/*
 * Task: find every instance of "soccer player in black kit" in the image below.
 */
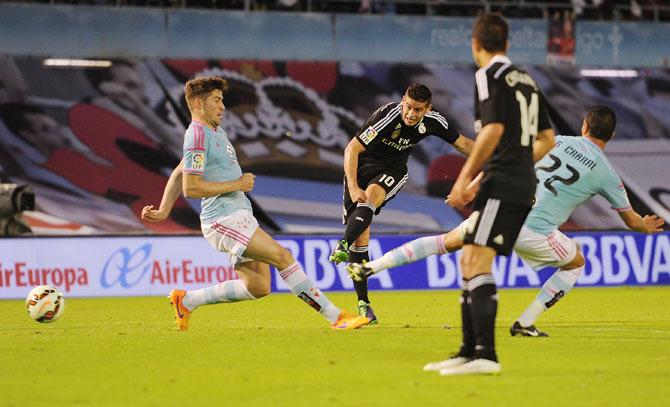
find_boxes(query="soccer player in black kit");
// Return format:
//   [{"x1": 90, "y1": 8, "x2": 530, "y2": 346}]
[
  {"x1": 329, "y1": 83, "x2": 474, "y2": 323},
  {"x1": 425, "y1": 14, "x2": 556, "y2": 375}
]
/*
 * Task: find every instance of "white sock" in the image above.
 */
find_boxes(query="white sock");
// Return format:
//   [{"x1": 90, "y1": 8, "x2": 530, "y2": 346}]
[
  {"x1": 517, "y1": 300, "x2": 546, "y2": 328},
  {"x1": 366, "y1": 234, "x2": 446, "y2": 273},
  {"x1": 517, "y1": 266, "x2": 584, "y2": 327},
  {"x1": 279, "y1": 262, "x2": 340, "y2": 323},
  {"x1": 182, "y1": 280, "x2": 256, "y2": 311}
]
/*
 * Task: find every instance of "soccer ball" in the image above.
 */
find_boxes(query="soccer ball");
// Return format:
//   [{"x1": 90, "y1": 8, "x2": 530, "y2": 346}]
[{"x1": 25, "y1": 285, "x2": 65, "y2": 323}]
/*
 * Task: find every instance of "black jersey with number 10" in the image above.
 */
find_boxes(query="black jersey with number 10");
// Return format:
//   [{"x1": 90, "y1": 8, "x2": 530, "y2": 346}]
[{"x1": 474, "y1": 55, "x2": 552, "y2": 206}]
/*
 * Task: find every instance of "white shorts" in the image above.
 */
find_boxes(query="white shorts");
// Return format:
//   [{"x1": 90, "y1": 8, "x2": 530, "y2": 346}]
[
  {"x1": 201, "y1": 210, "x2": 259, "y2": 265},
  {"x1": 455, "y1": 220, "x2": 577, "y2": 271},
  {"x1": 513, "y1": 226, "x2": 578, "y2": 271}
]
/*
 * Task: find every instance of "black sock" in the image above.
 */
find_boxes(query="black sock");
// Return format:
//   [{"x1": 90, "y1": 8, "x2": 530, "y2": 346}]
[
  {"x1": 468, "y1": 274, "x2": 498, "y2": 362},
  {"x1": 457, "y1": 285, "x2": 475, "y2": 358},
  {"x1": 349, "y1": 247, "x2": 370, "y2": 303},
  {"x1": 343, "y1": 204, "x2": 375, "y2": 245}
]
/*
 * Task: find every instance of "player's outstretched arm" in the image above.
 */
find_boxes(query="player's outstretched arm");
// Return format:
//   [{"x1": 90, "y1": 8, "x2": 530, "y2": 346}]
[
  {"x1": 452, "y1": 134, "x2": 475, "y2": 157},
  {"x1": 619, "y1": 210, "x2": 665, "y2": 233},
  {"x1": 182, "y1": 172, "x2": 255, "y2": 199},
  {"x1": 533, "y1": 128, "x2": 556, "y2": 163},
  {"x1": 141, "y1": 159, "x2": 184, "y2": 223}
]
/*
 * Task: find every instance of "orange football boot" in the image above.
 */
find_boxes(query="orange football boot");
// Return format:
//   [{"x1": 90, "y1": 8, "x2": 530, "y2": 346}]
[
  {"x1": 331, "y1": 310, "x2": 370, "y2": 330},
  {"x1": 167, "y1": 289, "x2": 191, "y2": 331}
]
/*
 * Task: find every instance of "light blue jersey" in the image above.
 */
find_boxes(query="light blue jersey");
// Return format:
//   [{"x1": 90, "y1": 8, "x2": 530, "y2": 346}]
[
  {"x1": 525, "y1": 135, "x2": 631, "y2": 235},
  {"x1": 182, "y1": 121, "x2": 251, "y2": 223}
]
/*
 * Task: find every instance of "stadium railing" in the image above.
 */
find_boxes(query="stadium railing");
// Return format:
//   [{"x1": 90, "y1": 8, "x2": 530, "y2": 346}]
[{"x1": 25, "y1": 0, "x2": 670, "y2": 21}]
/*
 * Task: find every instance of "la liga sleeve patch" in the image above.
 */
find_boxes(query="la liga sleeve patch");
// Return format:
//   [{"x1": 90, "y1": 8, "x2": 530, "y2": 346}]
[
  {"x1": 192, "y1": 152, "x2": 205, "y2": 170},
  {"x1": 359, "y1": 126, "x2": 378, "y2": 145}
]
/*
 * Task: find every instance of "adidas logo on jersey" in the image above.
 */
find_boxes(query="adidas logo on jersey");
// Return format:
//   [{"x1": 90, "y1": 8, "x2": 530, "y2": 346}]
[
  {"x1": 493, "y1": 234, "x2": 504, "y2": 245},
  {"x1": 391, "y1": 123, "x2": 401, "y2": 139}
]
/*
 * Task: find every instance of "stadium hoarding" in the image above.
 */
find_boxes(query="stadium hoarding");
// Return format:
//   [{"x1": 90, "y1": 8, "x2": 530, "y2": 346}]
[
  {"x1": 0, "y1": 232, "x2": 667, "y2": 300},
  {"x1": 0, "y1": 236, "x2": 237, "y2": 299},
  {"x1": 3, "y1": 4, "x2": 670, "y2": 67},
  {"x1": 0, "y1": 5, "x2": 546, "y2": 63},
  {"x1": 336, "y1": 16, "x2": 546, "y2": 64},
  {"x1": 575, "y1": 21, "x2": 670, "y2": 67}
]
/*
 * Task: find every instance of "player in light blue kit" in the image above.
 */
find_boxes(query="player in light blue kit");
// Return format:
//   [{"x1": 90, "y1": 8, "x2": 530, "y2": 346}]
[
  {"x1": 348, "y1": 105, "x2": 664, "y2": 343},
  {"x1": 141, "y1": 76, "x2": 369, "y2": 331}
]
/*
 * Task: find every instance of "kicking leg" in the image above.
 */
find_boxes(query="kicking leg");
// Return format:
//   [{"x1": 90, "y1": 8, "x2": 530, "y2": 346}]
[
  {"x1": 331, "y1": 184, "x2": 387, "y2": 264},
  {"x1": 349, "y1": 224, "x2": 466, "y2": 283},
  {"x1": 363, "y1": 226, "x2": 464, "y2": 274},
  {"x1": 343, "y1": 183, "x2": 386, "y2": 247},
  {"x1": 244, "y1": 227, "x2": 368, "y2": 328}
]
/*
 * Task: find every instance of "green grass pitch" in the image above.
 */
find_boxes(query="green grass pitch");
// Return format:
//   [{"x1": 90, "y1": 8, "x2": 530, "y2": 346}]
[{"x1": 1, "y1": 286, "x2": 668, "y2": 406}]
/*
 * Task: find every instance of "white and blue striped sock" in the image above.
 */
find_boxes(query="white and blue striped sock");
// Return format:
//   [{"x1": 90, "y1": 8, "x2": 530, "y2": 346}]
[
  {"x1": 366, "y1": 234, "x2": 446, "y2": 273},
  {"x1": 518, "y1": 266, "x2": 583, "y2": 327},
  {"x1": 183, "y1": 280, "x2": 256, "y2": 310},
  {"x1": 279, "y1": 262, "x2": 340, "y2": 323}
]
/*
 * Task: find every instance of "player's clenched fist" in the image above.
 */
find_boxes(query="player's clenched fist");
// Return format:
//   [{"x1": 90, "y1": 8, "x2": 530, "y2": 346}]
[
  {"x1": 643, "y1": 215, "x2": 665, "y2": 233},
  {"x1": 238, "y1": 173, "x2": 255, "y2": 192},
  {"x1": 141, "y1": 205, "x2": 168, "y2": 222}
]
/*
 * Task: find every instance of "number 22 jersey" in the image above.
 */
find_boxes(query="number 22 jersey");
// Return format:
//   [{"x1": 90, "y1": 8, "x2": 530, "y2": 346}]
[{"x1": 525, "y1": 135, "x2": 631, "y2": 235}]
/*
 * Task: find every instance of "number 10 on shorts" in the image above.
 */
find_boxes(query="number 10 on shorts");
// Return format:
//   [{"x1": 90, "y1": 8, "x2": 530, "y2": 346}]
[{"x1": 379, "y1": 174, "x2": 395, "y2": 187}]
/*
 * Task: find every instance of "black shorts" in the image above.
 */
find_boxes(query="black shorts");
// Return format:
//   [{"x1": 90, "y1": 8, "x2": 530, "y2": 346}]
[
  {"x1": 342, "y1": 163, "x2": 408, "y2": 224},
  {"x1": 462, "y1": 197, "x2": 531, "y2": 255}
]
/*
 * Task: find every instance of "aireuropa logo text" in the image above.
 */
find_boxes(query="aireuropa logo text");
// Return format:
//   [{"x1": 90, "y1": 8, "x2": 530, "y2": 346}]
[
  {"x1": 0, "y1": 261, "x2": 88, "y2": 292},
  {"x1": 101, "y1": 244, "x2": 238, "y2": 289}
]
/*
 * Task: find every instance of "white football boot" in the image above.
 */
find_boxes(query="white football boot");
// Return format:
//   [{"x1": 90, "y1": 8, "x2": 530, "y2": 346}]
[{"x1": 439, "y1": 358, "x2": 501, "y2": 376}]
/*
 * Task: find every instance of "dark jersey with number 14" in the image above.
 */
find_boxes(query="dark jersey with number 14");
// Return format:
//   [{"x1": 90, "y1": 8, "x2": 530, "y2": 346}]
[
  {"x1": 474, "y1": 55, "x2": 551, "y2": 206},
  {"x1": 355, "y1": 101, "x2": 460, "y2": 170}
]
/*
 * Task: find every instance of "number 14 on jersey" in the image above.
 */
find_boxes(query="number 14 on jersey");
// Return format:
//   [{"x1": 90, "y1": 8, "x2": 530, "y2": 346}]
[{"x1": 516, "y1": 91, "x2": 539, "y2": 147}]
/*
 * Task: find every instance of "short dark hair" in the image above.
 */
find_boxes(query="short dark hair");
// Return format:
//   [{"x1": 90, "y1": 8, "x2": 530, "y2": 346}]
[
  {"x1": 473, "y1": 13, "x2": 508, "y2": 53},
  {"x1": 585, "y1": 105, "x2": 616, "y2": 141},
  {"x1": 405, "y1": 83, "x2": 432, "y2": 104},
  {"x1": 184, "y1": 76, "x2": 229, "y2": 110}
]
